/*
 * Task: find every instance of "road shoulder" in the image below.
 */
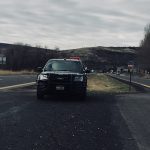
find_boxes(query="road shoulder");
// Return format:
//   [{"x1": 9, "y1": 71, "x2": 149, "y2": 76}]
[{"x1": 116, "y1": 93, "x2": 150, "y2": 150}]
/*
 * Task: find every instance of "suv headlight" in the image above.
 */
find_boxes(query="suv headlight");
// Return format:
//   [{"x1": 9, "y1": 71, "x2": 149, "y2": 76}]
[
  {"x1": 74, "y1": 76, "x2": 84, "y2": 82},
  {"x1": 38, "y1": 74, "x2": 48, "y2": 80}
]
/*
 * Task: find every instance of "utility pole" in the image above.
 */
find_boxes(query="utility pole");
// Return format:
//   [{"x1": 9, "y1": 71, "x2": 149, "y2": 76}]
[
  {"x1": 129, "y1": 69, "x2": 132, "y2": 91},
  {"x1": 128, "y1": 64, "x2": 134, "y2": 92}
]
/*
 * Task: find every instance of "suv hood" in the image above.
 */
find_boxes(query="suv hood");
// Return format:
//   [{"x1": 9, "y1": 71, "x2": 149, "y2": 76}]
[{"x1": 41, "y1": 71, "x2": 83, "y2": 75}]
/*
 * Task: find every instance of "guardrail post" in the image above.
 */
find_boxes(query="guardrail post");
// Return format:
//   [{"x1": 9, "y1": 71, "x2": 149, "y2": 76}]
[{"x1": 129, "y1": 71, "x2": 132, "y2": 91}]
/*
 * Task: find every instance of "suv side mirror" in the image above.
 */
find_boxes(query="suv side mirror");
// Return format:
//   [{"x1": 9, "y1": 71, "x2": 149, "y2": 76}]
[
  {"x1": 37, "y1": 67, "x2": 42, "y2": 72},
  {"x1": 85, "y1": 68, "x2": 91, "y2": 73},
  {"x1": 86, "y1": 69, "x2": 91, "y2": 73}
]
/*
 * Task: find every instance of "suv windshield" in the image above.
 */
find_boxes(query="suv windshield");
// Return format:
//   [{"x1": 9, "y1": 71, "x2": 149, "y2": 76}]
[{"x1": 44, "y1": 60, "x2": 83, "y2": 73}]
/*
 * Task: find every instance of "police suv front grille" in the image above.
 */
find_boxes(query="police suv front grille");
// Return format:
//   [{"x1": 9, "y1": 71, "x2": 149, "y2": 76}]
[{"x1": 48, "y1": 74, "x2": 72, "y2": 83}]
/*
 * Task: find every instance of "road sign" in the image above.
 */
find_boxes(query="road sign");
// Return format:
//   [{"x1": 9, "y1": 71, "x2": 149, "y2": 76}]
[
  {"x1": 0, "y1": 56, "x2": 6, "y2": 65},
  {"x1": 128, "y1": 64, "x2": 134, "y2": 68},
  {"x1": 127, "y1": 63, "x2": 134, "y2": 92}
]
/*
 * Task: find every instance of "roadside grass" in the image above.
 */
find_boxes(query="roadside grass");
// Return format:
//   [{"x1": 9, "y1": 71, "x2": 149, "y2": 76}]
[
  {"x1": 88, "y1": 73, "x2": 135, "y2": 93},
  {"x1": 0, "y1": 70, "x2": 36, "y2": 75}
]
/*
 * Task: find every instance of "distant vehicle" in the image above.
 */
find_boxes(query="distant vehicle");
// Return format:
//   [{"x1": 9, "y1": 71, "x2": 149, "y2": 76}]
[{"x1": 36, "y1": 58, "x2": 88, "y2": 100}]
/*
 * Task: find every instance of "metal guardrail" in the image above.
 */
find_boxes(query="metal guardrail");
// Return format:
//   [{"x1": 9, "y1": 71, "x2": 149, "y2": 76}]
[{"x1": 107, "y1": 74, "x2": 150, "y2": 92}]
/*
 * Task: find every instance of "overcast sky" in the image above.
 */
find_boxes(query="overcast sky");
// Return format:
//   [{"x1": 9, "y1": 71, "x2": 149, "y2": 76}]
[{"x1": 0, "y1": 0, "x2": 150, "y2": 49}]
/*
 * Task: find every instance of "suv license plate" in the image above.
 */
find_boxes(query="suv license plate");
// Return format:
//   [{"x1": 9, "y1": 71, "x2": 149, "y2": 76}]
[{"x1": 56, "y1": 86, "x2": 64, "y2": 90}]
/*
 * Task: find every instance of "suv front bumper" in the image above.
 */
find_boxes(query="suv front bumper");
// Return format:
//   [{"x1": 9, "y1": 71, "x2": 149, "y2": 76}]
[{"x1": 37, "y1": 80, "x2": 87, "y2": 95}]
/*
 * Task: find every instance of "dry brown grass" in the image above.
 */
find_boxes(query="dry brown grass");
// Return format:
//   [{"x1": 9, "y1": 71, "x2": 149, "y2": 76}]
[
  {"x1": 87, "y1": 73, "x2": 135, "y2": 93},
  {"x1": 0, "y1": 70, "x2": 36, "y2": 75}
]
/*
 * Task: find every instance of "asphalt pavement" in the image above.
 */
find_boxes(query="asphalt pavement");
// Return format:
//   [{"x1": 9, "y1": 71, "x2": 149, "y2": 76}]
[
  {"x1": 0, "y1": 75, "x2": 36, "y2": 87},
  {"x1": 116, "y1": 93, "x2": 150, "y2": 150},
  {"x1": 1, "y1": 74, "x2": 150, "y2": 150},
  {"x1": 0, "y1": 86, "x2": 139, "y2": 150}
]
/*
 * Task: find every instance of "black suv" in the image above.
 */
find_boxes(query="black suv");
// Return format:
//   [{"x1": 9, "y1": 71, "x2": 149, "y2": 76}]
[{"x1": 36, "y1": 59, "x2": 88, "y2": 99}]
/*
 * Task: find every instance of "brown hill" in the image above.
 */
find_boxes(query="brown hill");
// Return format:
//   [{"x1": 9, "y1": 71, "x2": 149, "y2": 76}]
[
  {"x1": 0, "y1": 43, "x2": 138, "y2": 70},
  {"x1": 58, "y1": 46, "x2": 137, "y2": 70}
]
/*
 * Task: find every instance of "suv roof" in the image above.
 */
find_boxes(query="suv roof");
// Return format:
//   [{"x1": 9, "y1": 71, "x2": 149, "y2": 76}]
[{"x1": 48, "y1": 58, "x2": 81, "y2": 62}]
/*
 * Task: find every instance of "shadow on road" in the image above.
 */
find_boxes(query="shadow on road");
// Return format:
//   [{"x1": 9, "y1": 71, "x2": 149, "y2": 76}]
[{"x1": 39, "y1": 90, "x2": 116, "y2": 103}]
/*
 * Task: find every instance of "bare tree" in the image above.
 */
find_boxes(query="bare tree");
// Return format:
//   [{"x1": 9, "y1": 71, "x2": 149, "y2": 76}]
[
  {"x1": 5, "y1": 43, "x2": 59, "y2": 70},
  {"x1": 139, "y1": 24, "x2": 150, "y2": 70}
]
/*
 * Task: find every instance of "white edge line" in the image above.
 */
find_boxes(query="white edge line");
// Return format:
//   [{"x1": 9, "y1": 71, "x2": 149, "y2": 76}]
[{"x1": 0, "y1": 82, "x2": 36, "y2": 90}]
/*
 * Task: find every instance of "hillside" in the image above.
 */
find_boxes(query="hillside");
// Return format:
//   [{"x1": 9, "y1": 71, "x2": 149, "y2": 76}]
[
  {"x1": 59, "y1": 46, "x2": 138, "y2": 69},
  {"x1": 0, "y1": 43, "x2": 138, "y2": 70}
]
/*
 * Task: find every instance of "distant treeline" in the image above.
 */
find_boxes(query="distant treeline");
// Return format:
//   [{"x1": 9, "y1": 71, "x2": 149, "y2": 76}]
[
  {"x1": 139, "y1": 24, "x2": 150, "y2": 71},
  {"x1": 5, "y1": 44, "x2": 59, "y2": 70},
  {"x1": 1, "y1": 43, "x2": 137, "y2": 71}
]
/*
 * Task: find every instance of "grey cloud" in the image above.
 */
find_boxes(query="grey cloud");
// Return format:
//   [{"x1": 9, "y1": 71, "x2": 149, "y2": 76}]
[{"x1": 0, "y1": 0, "x2": 149, "y2": 49}]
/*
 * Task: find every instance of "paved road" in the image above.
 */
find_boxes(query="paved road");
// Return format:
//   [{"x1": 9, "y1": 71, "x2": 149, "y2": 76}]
[
  {"x1": 0, "y1": 86, "x2": 139, "y2": 150},
  {"x1": 116, "y1": 93, "x2": 150, "y2": 150},
  {"x1": 0, "y1": 75, "x2": 36, "y2": 87},
  {"x1": 110, "y1": 74, "x2": 150, "y2": 87}
]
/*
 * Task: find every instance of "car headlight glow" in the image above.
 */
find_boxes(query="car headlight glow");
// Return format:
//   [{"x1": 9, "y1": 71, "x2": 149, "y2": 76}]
[
  {"x1": 38, "y1": 74, "x2": 48, "y2": 80},
  {"x1": 74, "y1": 76, "x2": 84, "y2": 82}
]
